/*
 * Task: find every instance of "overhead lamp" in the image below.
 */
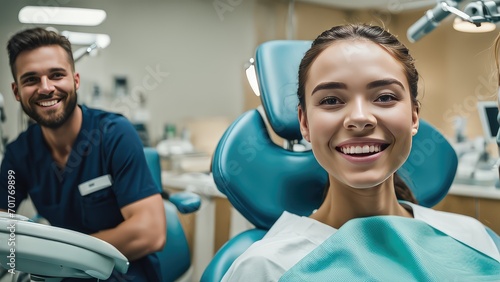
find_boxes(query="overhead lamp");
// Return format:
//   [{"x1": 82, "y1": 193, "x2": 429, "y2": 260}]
[
  {"x1": 453, "y1": 17, "x2": 496, "y2": 32},
  {"x1": 19, "y1": 6, "x2": 106, "y2": 26},
  {"x1": 408, "y1": 0, "x2": 500, "y2": 42},
  {"x1": 245, "y1": 58, "x2": 261, "y2": 96}
]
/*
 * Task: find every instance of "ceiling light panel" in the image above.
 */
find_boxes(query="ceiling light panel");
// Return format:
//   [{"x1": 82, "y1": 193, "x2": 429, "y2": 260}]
[{"x1": 19, "y1": 6, "x2": 106, "y2": 26}]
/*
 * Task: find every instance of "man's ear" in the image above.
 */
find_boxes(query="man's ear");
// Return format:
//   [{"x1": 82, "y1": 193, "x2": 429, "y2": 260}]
[
  {"x1": 11, "y1": 82, "x2": 20, "y2": 101},
  {"x1": 74, "y1": 72, "x2": 80, "y2": 90},
  {"x1": 298, "y1": 105, "x2": 310, "y2": 142}
]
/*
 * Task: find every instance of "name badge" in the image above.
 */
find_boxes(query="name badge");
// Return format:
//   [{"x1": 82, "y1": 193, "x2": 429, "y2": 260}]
[{"x1": 78, "y1": 175, "x2": 113, "y2": 196}]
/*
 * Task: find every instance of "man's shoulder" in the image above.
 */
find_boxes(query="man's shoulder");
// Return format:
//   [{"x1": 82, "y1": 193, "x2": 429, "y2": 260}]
[
  {"x1": 5, "y1": 123, "x2": 40, "y2": 153},
  {"x1": 83, "y1": 106, "x2": 134, "y2": 135},
  {"x1": 84, "y1": 106, "x2": 128, "y2": 124}
]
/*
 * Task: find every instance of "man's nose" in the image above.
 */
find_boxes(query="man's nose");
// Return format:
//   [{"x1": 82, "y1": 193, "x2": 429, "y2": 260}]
[{"x1": 38, "y1": 76, "x2": 55, "y2": 95}]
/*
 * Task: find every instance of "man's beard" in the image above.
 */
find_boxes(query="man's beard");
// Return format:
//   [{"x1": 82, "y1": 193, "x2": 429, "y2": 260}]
[{"x1": 21, "y1": 92, "x2": 78, "y2": 129}]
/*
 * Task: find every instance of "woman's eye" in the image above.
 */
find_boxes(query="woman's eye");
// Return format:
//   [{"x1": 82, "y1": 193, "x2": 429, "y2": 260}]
[
  {"x1": 320, "y1": 96, "x2": 343, "y2": 105},
  {"x1": 375, "y1": 94, "x2": 397, "y2": 103}
]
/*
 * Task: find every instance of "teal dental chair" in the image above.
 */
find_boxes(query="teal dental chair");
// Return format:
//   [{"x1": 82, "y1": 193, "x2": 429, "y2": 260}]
[
  {"x1": 143, "y1": 147, "x2": 201, "y2": 282},
  {"x1": 201, "y1": 40, "x2": 500, "y2": 281}
]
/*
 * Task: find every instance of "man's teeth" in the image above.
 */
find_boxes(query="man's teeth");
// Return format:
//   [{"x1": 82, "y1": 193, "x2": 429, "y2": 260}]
[
  {"x1": 38, "y1": 100, "x2": 58, "y2": 107},
  {"x1": 341, "y1": 145, "x2": 381, "y2": 155}
]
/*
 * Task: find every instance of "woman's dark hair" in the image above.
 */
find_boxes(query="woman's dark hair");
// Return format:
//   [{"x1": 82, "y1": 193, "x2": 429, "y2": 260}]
[
  {"x1": 300, "y1": 24, "x2": 419, "y2": 204},
  {"x1": 7, "y1": 27, "x2": 74, "y2": 82}
]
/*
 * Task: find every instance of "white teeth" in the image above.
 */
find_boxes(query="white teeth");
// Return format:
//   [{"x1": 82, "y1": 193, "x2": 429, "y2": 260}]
[
  {"x1": 340, "y1": 145, "x2": 382, "y2": 155},
  {"x1": 38, "y1": 100, "x2": 58, "y2": 107}
]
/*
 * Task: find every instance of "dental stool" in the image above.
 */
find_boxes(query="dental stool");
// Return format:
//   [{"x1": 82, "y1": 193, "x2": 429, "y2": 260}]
[
  {"x1": 143, "y1": 147, "x2": 201, "y2": 282},
  {"x1": 200, "y1": 40, "x2": 500, "y2": 282}
]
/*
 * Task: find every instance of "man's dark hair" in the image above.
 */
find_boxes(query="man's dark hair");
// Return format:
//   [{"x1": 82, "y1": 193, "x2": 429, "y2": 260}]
[{"x1": 7, "y1": 27, "x2": 74, "y2": 82}]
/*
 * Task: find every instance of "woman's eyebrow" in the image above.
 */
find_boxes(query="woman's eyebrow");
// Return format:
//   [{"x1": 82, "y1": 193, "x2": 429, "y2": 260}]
[
  {"x1": 366, "y1": 79, "x2": 405, "y2": 90},
  {"x1": 311, "y1": 82, "x2": 347, "y2": 95}
]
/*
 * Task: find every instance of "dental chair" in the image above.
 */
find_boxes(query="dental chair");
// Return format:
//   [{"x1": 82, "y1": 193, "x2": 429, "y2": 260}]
[
  {"x1": 0, "y1": 212, "x2": 129, "y2": 282},
  {"x1": 200, "y1": 40, "x2": 500, "y2": 281},
  {"x1": 143, "y1": 147, "x2": 201, "y2": 282}
]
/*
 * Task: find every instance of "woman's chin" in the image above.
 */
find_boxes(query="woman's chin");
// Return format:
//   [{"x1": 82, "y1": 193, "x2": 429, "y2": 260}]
[{"x1": 340, "y1": 177, "x2": 387, "y2": 190}]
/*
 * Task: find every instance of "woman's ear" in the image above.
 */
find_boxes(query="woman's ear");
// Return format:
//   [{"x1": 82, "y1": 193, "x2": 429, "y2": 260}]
[
  {"x1": 298, "y1": 105, "x2": 310, "y2": 142},
  {"x1": 411, "y1": 105, "x2": 419, "y2": 136}
]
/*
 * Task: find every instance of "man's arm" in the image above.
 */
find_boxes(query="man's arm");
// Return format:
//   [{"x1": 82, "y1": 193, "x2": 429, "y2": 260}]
[{"x1": 91, "y1": 193, "x2": 166, "y2": 261}]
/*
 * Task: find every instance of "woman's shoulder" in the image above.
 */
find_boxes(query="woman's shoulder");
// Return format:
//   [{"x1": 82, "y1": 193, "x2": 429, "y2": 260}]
[
  {"x1": 404, "y1": 202, "x2": 500, "y2": 262},
  {"x1": 222, "y1": 211, "x2": 337, "y2": 281},
  {"x1": 240, "y1": 211, "x2": 336, "y2": 264}
]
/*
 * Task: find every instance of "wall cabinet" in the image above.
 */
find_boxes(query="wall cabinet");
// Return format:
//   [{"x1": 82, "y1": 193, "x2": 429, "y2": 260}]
[{"x1": 434, "y1": 194, "x2": 500, "y2": 234}]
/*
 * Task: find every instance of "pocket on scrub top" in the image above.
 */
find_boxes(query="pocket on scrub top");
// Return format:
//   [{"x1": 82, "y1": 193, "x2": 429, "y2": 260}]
[{"x1": 81, "y1": 188, "x2": 124, "y2": 232}]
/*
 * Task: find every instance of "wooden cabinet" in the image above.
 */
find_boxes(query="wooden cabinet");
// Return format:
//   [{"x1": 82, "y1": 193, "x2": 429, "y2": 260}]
[
  {"x1": 478, "y1": 198, "x2": 500, "y2": 234},
  {"x1": 434, "y1": 194, "x2": 500, "y2": 234}
]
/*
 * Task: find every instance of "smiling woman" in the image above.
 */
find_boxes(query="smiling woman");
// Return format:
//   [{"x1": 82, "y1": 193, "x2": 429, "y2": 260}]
[{"x1": 221, "y1": 24, "x2": 500, "y2": 282}]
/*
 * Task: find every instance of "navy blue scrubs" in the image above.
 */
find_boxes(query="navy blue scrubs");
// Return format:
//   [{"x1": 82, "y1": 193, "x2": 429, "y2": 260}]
[{"x1": 0, "y1": 105, "x2": 162, "y2": 281}]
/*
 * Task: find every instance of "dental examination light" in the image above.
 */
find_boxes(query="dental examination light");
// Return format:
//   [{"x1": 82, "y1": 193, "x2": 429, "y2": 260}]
[
  {"x1": 407, "y1": 0, "x2": 500, "y2": 42},
  {"x1": 0, "y1": 212, "x2": 128, "y2": 282}
]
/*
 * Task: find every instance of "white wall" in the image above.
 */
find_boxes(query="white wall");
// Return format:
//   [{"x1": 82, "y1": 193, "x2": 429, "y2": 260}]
[{"x1": 0, "y1": 0, "x2": 256, "y2": 144}]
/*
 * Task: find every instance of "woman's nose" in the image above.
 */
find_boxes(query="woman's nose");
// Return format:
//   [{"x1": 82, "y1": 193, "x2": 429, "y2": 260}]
[{"x1": 343, "y1": 99, "x2": 376, "y2": 131}]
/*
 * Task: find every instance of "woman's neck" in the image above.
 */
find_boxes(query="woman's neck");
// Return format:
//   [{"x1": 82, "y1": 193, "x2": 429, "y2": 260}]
[{"x1": 310, "y1": 175, "x2": 413, "y2": 229}]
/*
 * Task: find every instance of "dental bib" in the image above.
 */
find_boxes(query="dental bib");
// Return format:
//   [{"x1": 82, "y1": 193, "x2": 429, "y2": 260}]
[{"x1": 280, "y1": 216, "x2": 500, "y2": 281}]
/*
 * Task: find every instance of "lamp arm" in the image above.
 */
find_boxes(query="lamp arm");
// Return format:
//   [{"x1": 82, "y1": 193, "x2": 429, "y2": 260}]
[
  {"x1": 443, "y1": 2, "x2": 475, "y2": 22},
  {"x1": 73, "y1": 43, "x2": 99, "y2": 63}
]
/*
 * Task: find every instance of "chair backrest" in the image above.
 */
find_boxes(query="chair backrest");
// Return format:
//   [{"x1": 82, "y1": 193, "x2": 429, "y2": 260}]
[
  {"x1": 202, "y1": 40, "x2": 459, "y2": 281},
  {"x1": 143, "y1": 148, "x2": 191, "y2": 282}
]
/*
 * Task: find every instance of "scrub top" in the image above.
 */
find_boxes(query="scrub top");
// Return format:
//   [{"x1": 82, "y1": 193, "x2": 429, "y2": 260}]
[{"x1": 0, "y1": 105, "x2": 161, "y2": 281}]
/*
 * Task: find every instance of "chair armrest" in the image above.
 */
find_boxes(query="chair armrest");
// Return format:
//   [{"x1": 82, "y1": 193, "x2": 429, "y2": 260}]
[
  {"x1": 201, "y1": 228, "x2": 267, "y2": 282},
  {"x1": 169, "y1": 191, "x2": 201, "y2": 214}
]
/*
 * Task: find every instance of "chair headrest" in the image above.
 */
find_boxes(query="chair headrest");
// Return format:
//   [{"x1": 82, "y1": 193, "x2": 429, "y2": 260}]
[
  {"x1": 398, "y1": 120, "x2": 458, "y2": 207},
  {"x1": 255, "y1": 40, "x2": 312, "y2": 141},
  {"x1": 212, "y1": 109, "x2": 327, "y2": 230}
]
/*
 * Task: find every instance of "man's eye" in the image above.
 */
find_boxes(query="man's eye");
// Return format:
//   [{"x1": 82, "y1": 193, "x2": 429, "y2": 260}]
[
  {"x1": 320, "y1": 97, "x2": 343, "y2": 105},
  {"x1": 23, "y1": 77, "x2": 38, "y2": 84}
]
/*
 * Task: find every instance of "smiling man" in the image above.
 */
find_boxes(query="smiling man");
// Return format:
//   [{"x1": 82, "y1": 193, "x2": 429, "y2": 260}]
[{"x1": 0, "y1": 27, "x2": 166, "y2": 281}]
